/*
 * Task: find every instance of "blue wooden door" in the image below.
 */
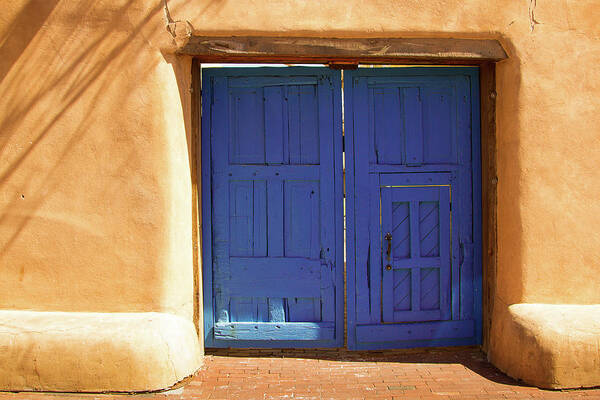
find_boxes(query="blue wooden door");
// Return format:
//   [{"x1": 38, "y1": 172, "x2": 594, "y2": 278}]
[
  {"x1": 345, "y1": 68, "x2": 482, "y2": 349},
  {"x1": 202, "y1": 68, "x2": 343, "y2": 348}
]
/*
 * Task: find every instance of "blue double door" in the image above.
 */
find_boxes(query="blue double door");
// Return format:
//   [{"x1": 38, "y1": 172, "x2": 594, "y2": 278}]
[{"x1": 202, "y1": 67, "x2": 481, "y2": 349}]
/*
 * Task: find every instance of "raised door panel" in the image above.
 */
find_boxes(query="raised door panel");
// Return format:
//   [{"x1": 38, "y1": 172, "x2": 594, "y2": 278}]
[
  {"x1": 229, "y1": 88, "x2": 265, "y2": 164},
  {"x1": 366, "y1": 77, "x2": 465, "y2": 168}
]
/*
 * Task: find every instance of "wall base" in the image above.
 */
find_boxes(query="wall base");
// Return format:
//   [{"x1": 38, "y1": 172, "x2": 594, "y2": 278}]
[
  {"x1": 0, "y1": 311, "x2": 202, "y2": 392},
  {"x1": 489, "y1": 303, "x2": 600, "y2": 389}
]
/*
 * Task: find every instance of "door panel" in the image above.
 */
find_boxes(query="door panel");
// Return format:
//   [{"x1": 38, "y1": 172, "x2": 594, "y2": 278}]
[
  {"x1": 345, "y1": 68, "x2": 481, "y2": 350},
  {"x1": 202, "y1": 68, "x2": 342, "y2": 347}
]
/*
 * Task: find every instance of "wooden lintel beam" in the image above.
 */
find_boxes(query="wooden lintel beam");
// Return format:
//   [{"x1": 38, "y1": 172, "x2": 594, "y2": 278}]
[{"x1": 178, "y1": 36, "x2": 508, "y2": 64}]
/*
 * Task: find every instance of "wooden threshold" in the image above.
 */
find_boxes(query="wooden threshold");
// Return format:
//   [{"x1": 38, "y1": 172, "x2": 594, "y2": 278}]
[{"x1": 178, "y1": 36, "x2": 508, "y2": 64}]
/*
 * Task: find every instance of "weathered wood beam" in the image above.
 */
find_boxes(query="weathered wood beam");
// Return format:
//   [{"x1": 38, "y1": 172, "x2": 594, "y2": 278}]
[
  {"x1": 178, "y1": 36, "x2": 508, "y2": 64},
  {"x1": 480, "y1": 62, "x2": 498, "y2": 353}
]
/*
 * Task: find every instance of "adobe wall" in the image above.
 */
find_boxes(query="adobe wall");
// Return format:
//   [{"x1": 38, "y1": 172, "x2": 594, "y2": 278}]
[
  {"x1": 1, "y1": 1, "x2": 195, "y2": 319},
  {"x1": 1, "y1": 0, "x2": 599, "y2": 388}
]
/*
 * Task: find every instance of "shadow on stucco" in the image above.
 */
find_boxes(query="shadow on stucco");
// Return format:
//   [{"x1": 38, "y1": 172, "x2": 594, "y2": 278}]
[
  {"x1": 0, "y1": 0, "x2": 60, "y2": 84},
  {"x1": 0, "y1": 0, "x2": 172, "y2": 313}
]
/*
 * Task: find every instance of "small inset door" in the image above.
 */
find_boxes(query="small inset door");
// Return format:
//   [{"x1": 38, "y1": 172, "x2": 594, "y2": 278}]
[
  {"x1": 380, "y1": 175, "x2": 452, "y2": 324},
  {"x1": 201, "y1": 68, "x2": 344, "y2": 348}
]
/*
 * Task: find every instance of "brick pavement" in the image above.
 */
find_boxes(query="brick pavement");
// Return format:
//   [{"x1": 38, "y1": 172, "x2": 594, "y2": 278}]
[{"x1": 0, "y1": 347, "x2": 599, "y2": 399}]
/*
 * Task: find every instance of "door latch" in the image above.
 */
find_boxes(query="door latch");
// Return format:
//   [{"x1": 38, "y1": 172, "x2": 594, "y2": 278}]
[{"x1": 384, "y1": 232, "x2": 392, "y2": 271}]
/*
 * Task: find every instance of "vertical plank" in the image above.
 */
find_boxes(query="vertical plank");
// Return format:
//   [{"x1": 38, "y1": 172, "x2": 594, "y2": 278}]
[
  {"x1": 212, "y1": 77, "x2": 230, "y2": 173},
  {"x1": 253, "y1": 180, "x2": 267, "y2": 256},
  {"x1": 264, "y1": 86, "x2": 284, "y2": 164},
  {"x1": 288, "y1": 298, "x2": 319, "y2": 322},
  {"x1": 211, "y1": 76, "x2": 231, "y2": 324},
  {"x1": 367, "y1": 86, "x2": 376, "y2": 165},
  {"x1": 375, "y1": 87, "x2": 403, "y2": 165},
  {"x1": 373, "y1": 88, "x2": 385, "y2": 164},
  {"x1": 318, "y1": 75, "x2": 335, "y2": 262},
  {"x1": 331, "y1": 70, "x2": 344, "y2": 346},
  {"x1": 321, "y1": 264, "x2": 335, "y2": 323},
  {"x1": 268, "y1": 298, "x2": 286, "y2": 322},
  {"x1": 284, "y1": 181, "x2": 319, "y2": 257},
  {"x1": 310, "y1": 183, "x2": 321, "y2": 260},
  {"x1": 439, "y1": 186, "x2": 452, "y2": 320},
  {"x1": 230, "y1": 297, "x2": 256, "y2": 322},
  {"x1": 257, "y1": 298, "x2": 269, "y2": 322},
  {"x1": 318, "y1": 74, "x2": 336, "y2": 323},
  {"x1": 282, "y1": 86, "x2": 290, "y2": 164},
  {"x1": 450, "y1": 182, "x2": 461, "y2": 321},
  {"x1": 381, "y1": 187, "x2": 394, "y2": 322},
  {"x1": 229, "y1": 181, "x2": 253, "y2": 256},
  {"x1": 353, "y1": 76, "x2": 372, "y2": 324},
  {"x1": 460, "y1": 243, "x2": 475, "y2": 319},
  {"x1": 229, "y1": 88, "x2": 265, "y2": 164},
  {"x1": 201, "y1": 72, "x2": 214, "y2": 343},
  {"x1": 368, "y1": 173, "x2": 381, "y2": 323},
  {"x1": 300, "y1": 85, "x2": 320, "y2": 164},
  {"x1": 404, "y1": 87, "x2": 424, "y2": 166},
  {"x1": 456, "y1": 76, "x2": 474, "y2": 321},
  {"x1": 422, "y1": 85, "x2": 454, "y2": 164},
  {"x1": 267, "y1": 179, "x2": 284, "y2": 256},
  {"x1": 287, "y1": 86, "x2": 301, "y2": 164}
]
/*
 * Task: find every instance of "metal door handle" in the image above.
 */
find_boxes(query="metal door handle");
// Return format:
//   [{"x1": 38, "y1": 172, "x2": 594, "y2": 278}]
[{"x1": 384, "y1": 232, "x2": 392, "y2": 271}]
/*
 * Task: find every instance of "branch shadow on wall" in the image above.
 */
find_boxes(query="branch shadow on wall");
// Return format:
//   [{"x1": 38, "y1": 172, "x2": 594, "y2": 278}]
[
  {"x1": 0, "y1": 0, "x2": 169, "y2": 312},
  {"x1": 0, "y1": 0, "x2": 60, "y2": 84}
]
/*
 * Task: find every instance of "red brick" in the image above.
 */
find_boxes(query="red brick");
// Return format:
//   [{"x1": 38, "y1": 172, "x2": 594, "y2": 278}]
[{"x1": 3, "y1": 348, "x2": 599, "y2": 400}]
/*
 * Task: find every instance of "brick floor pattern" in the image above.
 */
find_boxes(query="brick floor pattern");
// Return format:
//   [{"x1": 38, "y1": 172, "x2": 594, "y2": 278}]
[{"x1": 1, "y1": 347, "x2": 599, "y2": 400}]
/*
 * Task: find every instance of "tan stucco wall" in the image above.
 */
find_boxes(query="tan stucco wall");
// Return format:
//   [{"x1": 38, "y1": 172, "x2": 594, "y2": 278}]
[
  {"x1": 0, "y1": 1, "x2": 195, "y2": 318},
  {"x1": 1, "y1": 0, "x2": 599, "y2": 389}
]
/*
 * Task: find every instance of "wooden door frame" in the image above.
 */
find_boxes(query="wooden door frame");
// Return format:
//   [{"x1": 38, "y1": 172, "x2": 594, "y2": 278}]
[{"x1": 187, "y1": 36, "x2": 504, "y2": 350}]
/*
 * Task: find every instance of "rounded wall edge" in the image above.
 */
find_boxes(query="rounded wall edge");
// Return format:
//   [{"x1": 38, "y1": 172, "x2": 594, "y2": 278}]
[{"x1": 0, "y1": 311, "x2": 202, "y2": 392}]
